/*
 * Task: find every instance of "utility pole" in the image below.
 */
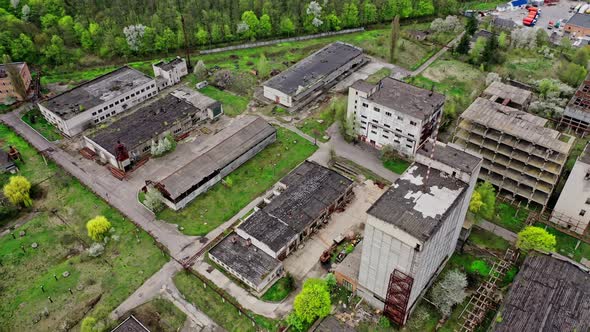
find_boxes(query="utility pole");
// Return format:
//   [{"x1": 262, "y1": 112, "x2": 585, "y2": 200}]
[{"x1": 177, "y1": 0, "x2": 192, "y2": 70}]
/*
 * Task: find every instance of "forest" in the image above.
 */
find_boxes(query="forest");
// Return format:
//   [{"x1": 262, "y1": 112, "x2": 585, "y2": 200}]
[{"x1": 0, "y1": 0, "x2": 476, "y2": 70}]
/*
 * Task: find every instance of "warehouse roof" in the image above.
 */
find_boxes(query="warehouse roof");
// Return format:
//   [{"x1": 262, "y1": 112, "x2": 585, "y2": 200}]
[
  {"x1": 365, "y1": 77, "x2": 445, "y2": 120},
  {"x1": 263, "y1": 42, "x2": 363, "y2": 96},
  {"x1": 461, "y1": 98, "x2": 572, "y2": 155},
  {"x1": 41, "y1": 66, "x2": 153, "y2": 120},
  {"x1": 567, "y1": 13, "x2": 590, "y2": 29},
  {"x1": 154, "y1": 57, "x2": 185, "y2": 72},
  {"x1": 367, "y1": 163, "x2": 467, "y2": 242},
  {"x1": 482, "y1": 81, "x2": 532, "y2": 108},
  {"x1": 157, "y1": 116, "x2": 275, "y2": 200},
  {"x1": 238, "y1": 161, "x2": 353, "y2": 253},
  {"x1": 88, "y1": 92, "x2": 218, "y2": 155},
  {"x1": 209, "y1": 232, "x2": 282, "y2": 288},
  {"x1": 417, "y1": 140, "x2": 482, "y2": 175},
  {"x1": 493, "y1": 252, "x2": 590, "y2": 332}
]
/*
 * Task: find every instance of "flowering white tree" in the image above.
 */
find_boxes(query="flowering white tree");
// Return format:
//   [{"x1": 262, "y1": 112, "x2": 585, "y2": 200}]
[
  {"x1": 144, "y1": 187, "x2": 165, "y2": 212},
  {"x1": 307, "y1": 1, "x2": 324, "y2": 28},
  {"x1": 430, "y1": 270, "x2": 468, "y2": 317},
  {"x1": 237, "y1": 21, "x2": 250, "y2": 34},
  {"x1": 123, "y1": 24, "x2": 146, "y2": 51},
  {"x1": 10, "y1": 0, "x2": 19, "y2": 9},
  {"x1": 511, "y1": 28, "x2": 537, "y2": 49},
  {"x1": 21, "y1": 4, "x2": 30, "y2": 21}
]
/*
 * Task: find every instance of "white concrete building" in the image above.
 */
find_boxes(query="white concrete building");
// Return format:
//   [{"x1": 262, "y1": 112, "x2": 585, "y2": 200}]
[
  {"x1": 38, "y1": 66, "x2": 157, "y2": 136},
  {"x1": 153, "y1": 57, "x2": 188, "y2": 90},
  {"x1": 348, "y1": 77, "x2": 445, "y2": 157},
  {"x1": 263, "y1": 42, "x2": 364, "y2": 108},
  {"x1": 357, "y1": 140, "x2": 482, "y2": 325},
  {"x1": 550, "y1": 144, "x2": 590, "y2": 234}
]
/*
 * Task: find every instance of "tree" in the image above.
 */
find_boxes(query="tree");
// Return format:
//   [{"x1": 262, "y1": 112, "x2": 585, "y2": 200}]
[
  {"x1": 560, "y1": 37, "x2": 572, "y2": 53},
  {"x1": 470, "y1": 36, "x2": 486, "y2": 63},
  {"x1": 517, "y1": 226, "x2": 556, "y2": 252},
  {"x1": 86, "y1": 216, "x2": 112, "y2": 242},
  {"x1": 280, "y1": 17, "x2": 295, "y2": 36},
  {"x1": 455, "y1": 33, "x2": 470, "y2": 55},
  {"x1": 123, "y1": 24, "x2": 146, "y2": 52},
  {"x1": 286, "y1": 312, "x2": 304, "y2": 331},
  {"x1": 43, "y1": 35, "x2": 67, "y2": 65},
  {"x1": 481, "y1": 33, "x2": 501, "y2": 67},
  {"x1": 155, "y1": 28, "x2": 177, "y2": 53},
  {"x1": 195, "y1": 27, "x2": 209, "y2": 45},
  {"x1": 573, "y1": 47, "x2": 590, "y2": 68},
  {"x1": 324, "y1": 13, "x2": 342, "y2": 32},
  {"x1": 536, "y1": 29, "x2": 549, "y2": 47},
  {"x1": 3, "y1": 175, "x2": 32, "y2": 207},
  {"x1": 3, "y1": 55, "x2": 27, "y2": 100},
  {"x1": 10, "y1": 33, "x2": 35, "y2": 63},
  {"x1": 430, "y1": 269, "x2": 467, "y2": 317},
  {"x1": 144, "y1": 187, "x2": 164, "y2": 213},
  {"x1": 341, "y1": 2, "x2": 359, "y2": 28},
  {"x1": 81, "y1": 316, "x2": 97, "y2": 332},
  {"x1": 324, "y1": 273, "x2": 337, "y2": 290},
  {"x1": 511, "y1": 28, "x2": 537, "y2": 49},
  {"x1": 469, "y1": 191, "x2": 483, "y2": 214},
  {"x1": 293, "y1": 278, "x2": 331, "y2": 324},
  {"x1": 558, "y1": 62, "x2": 587, "y2": 87},
  {"x1": 256, "y1": 53, "x2": 270, "y2": 79},
  {"x1": 241, "y1": 11, "x2": 259, "y2": 40},
  {"x1": 258, "y1": 14, "x2": 272, "y2": 37},
  {"x1": 498, "y1": 31, "x2": 508, "y2": 49},
  {"x1": 390, "y1": 15, "x2": 400, "y2": 63},
  {"x1": 415, "y1": 0, "x2": 435, "y2": 17},
  {"x1": 362, "y1": 1, "x2": 378, "y2": 25},
  {"x1": 473, "y1": 181, "x2": 495, "y2": 220},
  {"x1": 465, "y1": 15, "x2": 478, "y2": 35}
]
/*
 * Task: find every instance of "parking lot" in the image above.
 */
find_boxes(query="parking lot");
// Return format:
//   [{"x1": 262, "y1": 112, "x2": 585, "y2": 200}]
[{"x1": 494, "y1": 0, "x2": 584, "y2": 34}]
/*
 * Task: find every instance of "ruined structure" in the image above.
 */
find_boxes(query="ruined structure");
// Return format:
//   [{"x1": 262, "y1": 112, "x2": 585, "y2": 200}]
[
  {"x1": 453, "y1": 97, "x2": 573, "y2": 210},
  {"x1": 481, "y1": 81, "x2": 532, "y2": 110},
  {"x1": 152, "y1": 57, "x2": 188, "y2": 90},
  {"x1": 562, "y1": 72, "x2": 590, "y2": 132}
]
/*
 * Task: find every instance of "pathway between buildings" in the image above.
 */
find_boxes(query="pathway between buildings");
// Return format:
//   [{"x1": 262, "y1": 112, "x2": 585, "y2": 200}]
[
  {"x1": 477, "y1": 219, "x2": 518, "y2": 243},
  {"x1": 410, "y1": 31, "x2": 465, "y2": 77}
]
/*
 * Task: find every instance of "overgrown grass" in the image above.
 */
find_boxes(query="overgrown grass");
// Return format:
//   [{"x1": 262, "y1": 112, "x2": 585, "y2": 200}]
[
  {"x1": 21, "y1": 108, "x2": 63, "y2": 142},
  {"x1": 261, "y1": 276, "x2": 294, "y2": 302},
  {"x1": 469, "y1": 227, "x2": 511, "y2": 252},
  {"x1": 158, "y1": 127, "x2": 317, "y2": 235},
  {"x1": 296, "y1": 95, "x2": 344, "y2": 142},
  {"x1": 128, "y1": 298, "x2": 187, "y2": 332},
  {"x1": 493, "y1": 203, "x2": 529, "y2": 233},
  {"x1": 195, "y1": 85, "x2": 249, "y2": 117},
  {"x1": 0, "y1": 125, "x2": 167, "y2": 331},
  {"x1": 462, "y1": 0, "x2": 506, "y2": 10},
  {"x1": 41, "y1": 60, "x2": 154, "y2": 85},
  {"x1": 534, "y1": 223, "x2": 590, "y2": 262},
  {"x1": 382, "y1": 159, "x2": 411, "y2": 175},
  {"x1": 174, "y1": 271, "x2": 281, "y2": 332},
  {"x1": 490, "y1": 48, "x2": 561, "y2": 84}
]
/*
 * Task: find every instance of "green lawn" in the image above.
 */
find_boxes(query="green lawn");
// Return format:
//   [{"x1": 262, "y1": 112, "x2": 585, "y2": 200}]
[
  {"x1": 174, "y1": 271, "x2": 281, "y2": 332},
  {"x1": 534, "y1": 223, "x2": 590, "y2": 262},
  {"x1": 493, "y1": 203, "x2": 529, "y2": 233},
  {"x1": 0, "y1": 125, "x2": 167, "y2": 331},
  {"x1": 21, "y1": 108, "x2": 63, "y2": 142},
  {"x1": 261, "y1": 276, "x2": 294, "y2": 302},
  {"x1": 127, "y1": 298, "x2": 187, "y2": 332},
  {"x1": 383, "y1": 159, "x2": 411, "y2": 175},
  {"x1": 296, "y1": 95, "x2": 343, "y2": 142},
  {"x1": 490, "y1": 48, "x2": 561, "y2": 84},
  {"x1": 469, "y1": 227, "x2": 511, "y2": 252},
  {"x1": 462, "y1": 0, "x2": 506, "y2": 10},
  {"x1": 41, "y1": 60, "x2": 154, "y2": 85},
  {"x1": 158, "y1": 127, "x2": 317, "y2": 235},
  {"x1": 196, "y1": 85, "x2": 249, "y2": 117}
]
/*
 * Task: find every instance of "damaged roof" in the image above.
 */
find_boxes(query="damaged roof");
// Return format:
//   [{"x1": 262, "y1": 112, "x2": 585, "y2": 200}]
[
  {"x1": 154, "y1": 57, "x2": 185, "y2": 71},
  {"x1": 367, "y1": 163, "x2": 467, "y2": 242},
  {"x1": 157, "y1": 116, "x2": 276, "y2": 200},
  {"x1": 493, "y1": 252, "x2": 590, "y2": 332},
  {"x1": 238, "y1": 161, "x2": 353, "y2": 253},
  {"x1": 365, "y1": 77, "x2": 445, "y2": 120},
  {"x1": 208, "y1": 232, "x2": 282, "y2": 287},
  {"x1": 417, "y1": 140, "x2": 482, "y2": 175},
  {"x1": 41, "y1": 66, "x2": 154, "y2": 120},
  {"x1": 263, "y1": 42, "x2": 363, "y2": 96},
  {"x1": 482, "y1": 81, "x2": 532, "y2": 107}
]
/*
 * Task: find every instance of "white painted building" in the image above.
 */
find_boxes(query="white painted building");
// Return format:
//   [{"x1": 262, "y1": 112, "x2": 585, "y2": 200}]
[
  {"x1": 357, "y1": 140, "x2": 482, "y2": 325},
  {"x1": 153, "y1": 57, "x2": 188, "y2": 90},
  {"x1": 347, "y1": 77, "x2": 445, "y2": 157},
  {"x1": 38, "y1": 66, "x2": 157, "y2": 136},
  {"x1": 550, "y1": 143, "x2": 590, "y2": 234}
]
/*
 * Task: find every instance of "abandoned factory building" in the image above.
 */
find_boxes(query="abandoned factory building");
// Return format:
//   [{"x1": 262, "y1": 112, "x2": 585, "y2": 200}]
[
  {"x1": 347, "y1": 77, "x2": 445, "y2": 157},
  {"x1": 263, "y1": 41, "x2": 364, "y2": 108},
  {"x1": 358, "y1": 140, "x2": 482, "y2": 326},
  {"x1": 562, "y1": 72, "x2": 590, "y2": 132},
  {"x1": 84, "y1": 89, "x2": 222, "y2": 171},
  {"x1": 481, "y1": 81, "x2": 532, "y2": 110},
  {"x1": 39, "y1": 66, "x2": 157, "y2": 136},
  {"x1": 150, "y1": 116, "x2": 275, "y2": 210},
  {"x1": 454, "y1": 97, "x2": 573, "y2": 211},
  {"x1": 209, "y1": 160, "x2": 354, "y2": 292},
  {"x1": 152, "y1": 57, "x2": 188, "y2": 90},
  {"x1": 492, "y1": 252, "x2": 590, "y2": 332}
]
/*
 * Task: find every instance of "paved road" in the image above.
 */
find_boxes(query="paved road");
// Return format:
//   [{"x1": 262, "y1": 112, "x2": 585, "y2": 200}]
[
  {"x1": 411, "y1": 31, "x2": 465, "y2": 77},
  {"x1": 477, "y1": 220, "x2": 518, "y2": 243}
]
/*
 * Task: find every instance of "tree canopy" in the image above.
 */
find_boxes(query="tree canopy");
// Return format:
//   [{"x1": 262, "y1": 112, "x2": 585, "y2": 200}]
[
  {"x1": 516, "y1": 226, "x2": 556, "y2": 252},
  {"x1": 86, "y1": 215, "x2": 112, "y2": 242},
  {"x1": 470, "y1": 181, "x2": 495, "y2": 220},
  {"x1": 3, "y1": 175, "x2": 32, "y2": 207},
  {"x1": 293, "y1": 278, "x2": 331, "y2": 324}
]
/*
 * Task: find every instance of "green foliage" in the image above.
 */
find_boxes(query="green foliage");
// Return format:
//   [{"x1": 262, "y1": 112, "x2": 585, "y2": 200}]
[
  {"x1": 3, "y1": 175, "x2": 32, "y2": 207},
  {"x1": 324, "y1": 273, "x2": 337, "y2": 290},
  {"x1": 469, "y1": 191, "x2": 483, "y2": 214},
  {"x1": 466, "y1": 15, "x2": 478, "y2": 35},
  {"x1": 293, "y1": 278, "x2": 331, "y2": 324},
  {"x1": 256, "y1": 53, "x2": 270, "y2": 79},
  {"x1": 498, "y1": 31, "x2": 508, "y2": 49},
  {"x1": 517, "y1": 226, "x2": 557, "y2": 252},
  {"x1": 470, "y1": 36, "x2": 486, "y2": 63},
  {"x1": 286, "y1": 312, "x2": 305, "y2": 331},
  {"x1": 473, "y1": 181, "x2": 495, "y2": 220},
  {"x1": 468, "y1": 260, "x2": 491, "y2": 277},
  {"x1": 378, "y1": 316, "x2": 391, "y2": 328},
  {"x1": 558, "y1": 62, "x2": 588, "y2": 87},
  {"x1": 455, "y1": 33, "x2": 470, "y2": 55},
  {"x1": 572, "y1": 46, "x2": 590, "y2": 68},
  {"x1": 481, "y1": 33, "x2": 501, "y2": 67},
  {"x1": 241, "y1": 10, "x2": 259, "y2": 40},
  {"x1": 86, "y1": 215, "x2": 112, "y2": 242},
  {"x1": 144, "y1": 187, "x2": 164, "y2": 213},
  {"x1": 280, "y1": 17, "x2": 295, "y2": 36},
  {"x1": 81, "y1": 316, "x2": 97, "y2": 332},
  {"x1": 341, "y1": 2, "x2": 359, "y2": 28},
  {"x1": 262, "y1": 275, "x2": 294, "y2": 302},
  {"x1": 258, "y1": 14, "x2": 272, "y2": 38}
]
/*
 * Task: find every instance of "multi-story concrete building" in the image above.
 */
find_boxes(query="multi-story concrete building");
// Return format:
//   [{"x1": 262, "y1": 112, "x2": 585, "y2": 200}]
[
  {"x1": 38, "y1": 66, "x2": 157, "y2": 136},
  {"x1": 150, "y1": 116, "x2": 276, "y2": 210},
  {"x1": 152, "y1": 57, "x2": 188, "y2": 90},
  {"x1": 550, "y1": 143, "x2": 590, "y2": 234},
  {"x1": 83, "y1": 88, "x2": 222, "y2": 171},
  {"x1": 481, "y1": 80, "x2": 532, "y2": 110},
  {"x1": 454, "y1": 97, "x2": 573, "y2": 210},
  {"x1": 357, "y1": 140, "x2": 482, "y2": 325},
  {"x1": 0, "y1": 62, "x2": 32, "y2": 103},
  {"x1": 561, "y1": 72, "x2": 590, "y2": 132},
  {"x1": 263, "y1": 42, "x2": 364, "y2": 109},
  {"x1": 347, "y1": 77, "x2": 445, "y2": 157}
]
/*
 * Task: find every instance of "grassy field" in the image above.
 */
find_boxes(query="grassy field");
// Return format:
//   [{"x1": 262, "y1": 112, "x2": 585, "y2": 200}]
[
  {"x1": 534, "y1": 223, "x2": 590, "y2": 262},
  {"x1": 21, "y1": 108, "x2": 63, "y2": 142},
  {"x1": 197, "y1": 85, "x2": 249, "y2": 117},
  {"x1": 383, "y1": 158, "x2": 411, "y2": 175},
  {"x1": 261, "y1": 276, "x2": 294, "y2": 302},
  {"x1": 296, "y1": 95, "x2": 344, "y2": 142},
  {"x1": 462, "y1": 0, "x2": 506, "y2": 10},
  {"x1": 174, "y1": 271, "x2": 280, "y2": 332},
  {"x1": 41, "y1": 60, "x2": 154, "y2": 85},
  {"x1": 493, "y1": 203, "x2": 529, "y2": 233},
  {"x1": 0, "y1": 125, "x2": 167, "y2": 331},
  {"x1": 490, "y1": 48, "x2": 561, "y2": 84},
  {"x1": 469, "y1": 227, "x2": 511, "y2": 252},
  {"x1": 127, "y1": 298, "x2": 187, "y2": 332},
  {"x1": 158, "y1": 127, "x2": 317, "y2": 235}
]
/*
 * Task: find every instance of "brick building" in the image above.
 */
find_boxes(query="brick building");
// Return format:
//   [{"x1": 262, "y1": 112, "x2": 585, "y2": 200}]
[{"x1": 0, "y1": 62, "x2": 32, "y2": 103}]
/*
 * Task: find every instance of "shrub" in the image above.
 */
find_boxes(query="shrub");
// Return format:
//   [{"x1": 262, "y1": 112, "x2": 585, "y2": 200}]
[
  {"x1": 516, "y1": 226, "x2": 556, "y2": 252},
  {"x1": 378, "y1": 316, "x2": 391, "y2": 328},
  {"x1": 431, "y1": 269, "x2": 468, "y2": 317},
  {"x1": 468, "y1": 260, "x2": 491, "y2": 277},
  {"x1": 87, "y1": 242, "x2": 105, "y2": 257},
  {"x1": 80, "y1": 316, "x2": 97, "y2": 332},
  {"x1": 86, "y1": 216, "x2": 112, "y2": 242},
  {"x1": 294, "y1": 278, "x2": 331, "y2": 324},
  {"x1": 3, "y1": 175, "x2": 33, "y2": 207},
  {"x1": 144, "y1": 187, "x2": 164, "y2": 213}
]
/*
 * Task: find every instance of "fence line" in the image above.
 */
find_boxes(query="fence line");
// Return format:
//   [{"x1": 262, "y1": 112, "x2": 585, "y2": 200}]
[{"x1": 199, "y1": 28, "x2": 365, "y2": 55}]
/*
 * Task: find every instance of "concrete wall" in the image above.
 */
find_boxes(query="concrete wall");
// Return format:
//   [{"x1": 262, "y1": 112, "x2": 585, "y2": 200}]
[
  {"x1": 163, "y1": 131, "x2": 277, "y2": 210},
  {"x1": 551, "y1": 156, "x2": 590, "y2": 234},
  {"x1": 208, "y1": 252, "x2": 283, "y2": 293},
  {"x1": 263, "y1": 86, "x2": 293, "y2": 107},
  {"x1": 0, "y1": 63, "x2": 32, "y2": 103},
  {"x1": 39, "y1": 79, "x2": 158, "y2": 136}
]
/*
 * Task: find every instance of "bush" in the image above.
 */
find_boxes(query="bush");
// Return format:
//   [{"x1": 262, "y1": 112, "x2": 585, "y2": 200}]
[
  {"x1": 3, "y1": 175, "x2": 33, "y2": 207},
  {"x1": 378, "y1": 315, "x2": 391, "y2": 328},
  {"x1": 87, "y1": 242, "x2": 105, "y2": 257},
  {"x1": 86, "y1": 216, "x2": 112, "y2": 242},
  {"x1": 144, "y1": 187, "x2": 164, "y2": 213},
  {"x1": 516, "y1": 226, "x2": 556, "y2": 252},
  {"x1": 468, "y1": 260, "x2": 491, "y2": 277},
  {"x1": 430, "y1": 269, "x2": 468, "y2": 317},
  {"x1": 80, "y1": 316, "x2": 97, "y2": 332}
]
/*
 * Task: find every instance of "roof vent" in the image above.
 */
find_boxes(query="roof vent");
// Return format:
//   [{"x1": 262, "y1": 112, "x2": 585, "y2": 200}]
[{"x1": 231, "y1": 236, "x2": 237, "y2": 244}]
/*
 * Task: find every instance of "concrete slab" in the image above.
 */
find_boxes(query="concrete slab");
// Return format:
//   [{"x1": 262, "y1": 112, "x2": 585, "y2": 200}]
[{"x1": 283, "y1": 181, "x2": 387, "y2": 280}]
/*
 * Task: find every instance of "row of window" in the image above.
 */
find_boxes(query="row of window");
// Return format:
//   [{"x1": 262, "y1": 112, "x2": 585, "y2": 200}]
[
  {"x1": 91, "y1": 86, "x2": 155, "y2": 116},
  {"x1": 93, "y1": 110, "x2": 118, "y2": 123},
  {"x1": 357, "y1": 100, "x2": 417, "y2": 126}
]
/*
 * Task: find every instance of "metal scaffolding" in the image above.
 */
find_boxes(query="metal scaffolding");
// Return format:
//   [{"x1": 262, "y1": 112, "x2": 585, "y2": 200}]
[{"x1": 384, "y1": 269, "x2": 414, "y2": 326}]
